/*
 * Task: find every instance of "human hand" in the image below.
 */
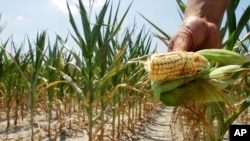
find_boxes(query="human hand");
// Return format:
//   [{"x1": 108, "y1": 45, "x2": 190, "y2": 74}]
[{"x1": 168, "y1": 16, "x2": 222, "y2": 52}]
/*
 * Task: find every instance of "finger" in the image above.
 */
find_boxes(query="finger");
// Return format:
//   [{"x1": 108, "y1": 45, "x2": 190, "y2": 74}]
[
  {"x1": 168, "y1": 34, "x2": 192, "y2": 52},
  {"x1": 205, "y1": 23, "x2": 222, "y2": 49}
]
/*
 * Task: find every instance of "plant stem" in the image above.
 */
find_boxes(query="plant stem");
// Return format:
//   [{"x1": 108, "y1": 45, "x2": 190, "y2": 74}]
[{"x1": 220, "y1": 96, "x2": 250, "y2": 139}]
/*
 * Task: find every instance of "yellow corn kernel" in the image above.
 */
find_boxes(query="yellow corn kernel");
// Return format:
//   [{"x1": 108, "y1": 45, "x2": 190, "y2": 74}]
[{"x1": 144, "y1": 52, "x2": 209, "y2": 81}]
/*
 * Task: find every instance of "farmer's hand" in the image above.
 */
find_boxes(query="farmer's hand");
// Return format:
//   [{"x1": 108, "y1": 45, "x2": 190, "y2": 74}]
[
  {"x1": 168, "y1": 16, "x2": 222, "y2": 51},
  {"x1": 168, "y1": 0, "x2": 229, "y2": 51}
]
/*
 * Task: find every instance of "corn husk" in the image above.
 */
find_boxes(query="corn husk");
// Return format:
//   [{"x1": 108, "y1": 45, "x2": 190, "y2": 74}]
[{"x1": 148, "y1": 49, "x2": 249, "y2": 106}]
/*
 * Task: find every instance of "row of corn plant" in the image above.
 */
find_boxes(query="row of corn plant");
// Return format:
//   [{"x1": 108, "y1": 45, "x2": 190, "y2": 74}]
[
  {"x1": 62, "y1": 0, "x2": 156, "y2": 140},
  {"x1": 138, "y1": 0, "x2": 250, "y2": 140},
  {"x1": 0, "y1": 0, "x2": 158, "y2": 140}
]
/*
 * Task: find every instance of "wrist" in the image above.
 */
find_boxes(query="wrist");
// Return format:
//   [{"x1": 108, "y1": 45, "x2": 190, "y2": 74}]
[{"x1": 184, "y1": 0, "x2": 229, "y2": 26}]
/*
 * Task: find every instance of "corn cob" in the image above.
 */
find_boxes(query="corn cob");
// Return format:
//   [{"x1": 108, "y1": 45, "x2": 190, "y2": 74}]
[{"x1": 144, "y1": 51, "x2": 209, "y2": 81}]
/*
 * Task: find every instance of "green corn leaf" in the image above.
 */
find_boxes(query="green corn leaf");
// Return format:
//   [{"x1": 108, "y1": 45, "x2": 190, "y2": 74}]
[
  {"x1": 176, "y1": 0, "x2": 186, "y2": 14},
  {"x1": 67, "y1": 1, "x2": 87, "y2": 57},
  {"x1": 78, "y1": 0, "x2": 91, "y2": 45},
  {"x1": 96, "y1": 1, "x2": 132, "y2": 62},
  {"x1": 95, "y1": 63, "x2": 126, "y2": 93},
  {"x1": 91, "y1": 0, "x2": 109, "y2": 46},
  {"x1": 234, "y1": 5, "x2": 250, "y2": 41},
  {"x1": 139, "y1": 13, "x2": 171, "y2": 40},
  {"x1": 35, "y1": 31, "x2": 46, "y2": 71},
  {"x1": 226, "y1": 5, "x2": 250, "y2": 50},
  {"x1": 226, "y1": 0, "x2": 239, "y2": 35}
]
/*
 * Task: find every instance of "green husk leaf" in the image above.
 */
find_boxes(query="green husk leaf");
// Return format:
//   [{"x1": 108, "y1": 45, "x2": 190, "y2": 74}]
[
  {"x1": 159, "y1": 78, "x2": 238, "y2": 106},
  {"x1": 209, "y1": 65, "x2": 245, "y2": 80},
  {"x1": 151, "y1": 75, "x2": 198, "y2": 100},
  {"x1": 209, "y1": 65, "x2": 248, "y2": 86},
  {"x1": 197, "y1": 49, "x2": 247, "y2": 65}
]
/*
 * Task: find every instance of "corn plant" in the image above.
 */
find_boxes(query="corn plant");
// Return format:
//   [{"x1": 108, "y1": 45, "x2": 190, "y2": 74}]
[
  {"x1": 43, "y1": 39, "x2": 64, "y2": 136},
  {"x1": 0, "y1": 39, "x2": 29, "y2": 128},
  {"x1": 27, "y1": 31, "x2": 47, "y2": 140}
]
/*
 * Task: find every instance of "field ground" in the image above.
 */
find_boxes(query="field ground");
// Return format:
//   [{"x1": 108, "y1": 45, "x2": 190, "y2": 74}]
[
  {"x1": 0, "y1": 105, "x2": 176, "y2": 141},
  {"x1": 1, "y1": 105, "x2": 249, "y2": 141}
]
